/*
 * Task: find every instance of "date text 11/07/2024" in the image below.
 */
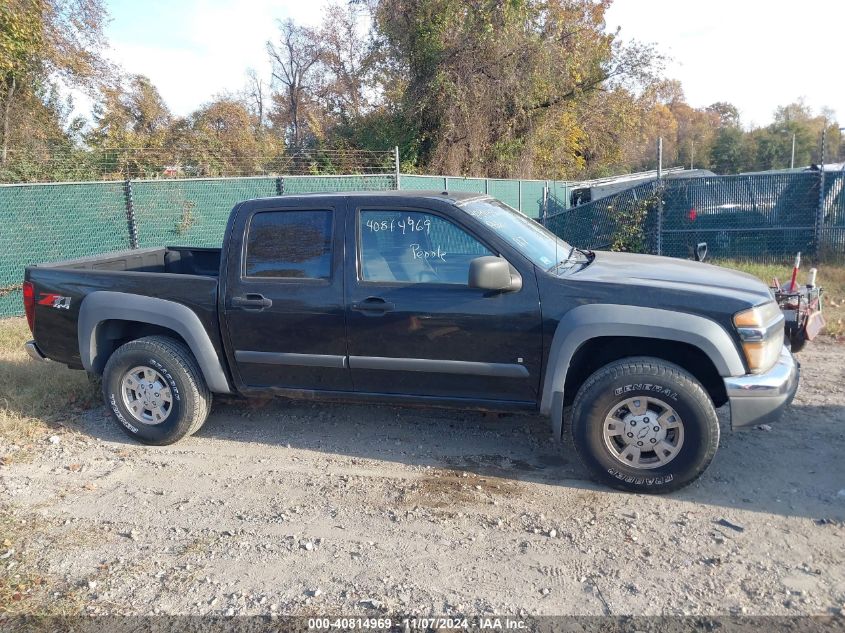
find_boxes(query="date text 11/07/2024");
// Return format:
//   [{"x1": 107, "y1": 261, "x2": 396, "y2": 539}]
[{"x1": 306, "y1": 617, "x2": 529, "y2": 630}]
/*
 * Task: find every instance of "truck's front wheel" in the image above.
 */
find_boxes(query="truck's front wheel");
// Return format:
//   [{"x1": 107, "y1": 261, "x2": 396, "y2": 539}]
[
  {"x1": 102, "y1": 336, "x2": 211, "y2": 445},
  {"x1": 570, "y1": 357, "x2": 719, "y2": 494}
]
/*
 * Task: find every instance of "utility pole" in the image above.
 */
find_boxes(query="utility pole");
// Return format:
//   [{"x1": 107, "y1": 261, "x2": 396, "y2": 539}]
[
  {"x1": 815, "y1": 125, "x2": 827, "y2": 256},
  {"x1": 541, "y1": 184, "x2": 549, "y2": 226},
  {"x1": 657, "y1": 137, "x2": 663, "y2": 180},
  {"x1": 690, "y1": 140, "x2": 695, "y2": 170},
  {"x1": 394, "y1": 146, "x2": 401, "y2": 190},
  {"x1": 656, "y1": 137, "x2": 664, "y2": 256},
  {"x1": 791, "y1": 133, "x2": 796, "y2": 169}
]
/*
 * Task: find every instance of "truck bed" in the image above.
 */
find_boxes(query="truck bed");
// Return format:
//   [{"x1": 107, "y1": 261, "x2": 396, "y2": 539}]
[
  {"x1": 35, "y1": 246, "x2": 222, "y2": 277},
  {"x1": 25, "y1": 246, "x2": 224, "y2": 371}
]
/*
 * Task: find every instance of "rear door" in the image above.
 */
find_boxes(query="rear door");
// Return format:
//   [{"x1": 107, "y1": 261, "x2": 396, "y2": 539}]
[{"x1": 223, "y1": 198, "x2": 351, "y2": 391}]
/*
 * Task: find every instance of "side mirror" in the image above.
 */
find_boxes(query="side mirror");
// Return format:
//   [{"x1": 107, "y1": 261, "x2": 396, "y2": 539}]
[{"x1": 468, "y1": 256, "x2": 522, "y2": 292}]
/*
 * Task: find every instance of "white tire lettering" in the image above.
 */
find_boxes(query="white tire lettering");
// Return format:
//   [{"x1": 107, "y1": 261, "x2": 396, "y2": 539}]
[
  {"x1": 607, "y1": 467, "x2": 673, "y2": 486},
  {"x1": 149, "y1": 358, "x2": 181, "y2": 401},
  {"x1": 109, "y1": 393, "x2": 138, "y2": 434}
]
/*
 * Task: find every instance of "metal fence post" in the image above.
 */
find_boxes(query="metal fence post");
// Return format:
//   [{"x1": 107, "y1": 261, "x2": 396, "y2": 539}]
[
  {"x1": 542, "y1": 184, "x2": 549, "y2": 226},
  {"x1": 814, "y1": 126, "x2": 827, "y2": 257},
  {"x1": 394, "y1": 146, "x2": 401, "y2": 190},
  {"x1": 123, "y1": 178, "x2": 139, "y2": 249},
  {"x1": 276, "y1": 176, "x2": 284, "y2": 196},
  {"x1": 656, "y1": 137, "x2": 664, "y2": 256}
]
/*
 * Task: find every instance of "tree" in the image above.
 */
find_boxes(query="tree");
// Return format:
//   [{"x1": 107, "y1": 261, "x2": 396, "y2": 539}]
[
  {"x1": 0, "y1": 0, "x2": 108, "y2": 164},
  {"x1": 373, "y1": 0, "x2": 660, "y2": 177},
  {"x1": 317, "y1": 2, "x2": 374, "y2": 124},
  {"x1": 709, "y1": 126, "x2": 745, "y2": 174},
  {"x1": 87, "y1": 75, "x2": 172, "y2": 177},
  {"x1": 706, "y1": 102, "x2": 741, "y2": 128},
  {"x1": 267, "y1": 19, "x2": 322, "y2": 150},
  {"x1": 671, "y1": 101, "x2": 718, "y2": 170},
  {"x1": 189, "y1": 98, "x2": 263, "y2": 175},
  {"x1": 243, "y1": 68, "x2": 266, "y2": 132}
]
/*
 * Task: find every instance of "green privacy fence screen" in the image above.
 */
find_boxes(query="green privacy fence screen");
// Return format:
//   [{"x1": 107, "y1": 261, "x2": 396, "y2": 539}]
[
  {"x1": 0, "y1": 180, "x2": 130, "y2": 317},
  {"x1": 0, "y1": 172, "x2": 564, "y2": 317},
  {"x1": 399, "y1": 174, "x2": 570, "y2": 219},
  {"x1": 132, "y1": 177, "x2": 279, "y2": 248}
]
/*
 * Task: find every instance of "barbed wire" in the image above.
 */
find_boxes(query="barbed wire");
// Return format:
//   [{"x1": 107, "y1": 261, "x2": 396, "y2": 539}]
[{"x1": 0, "y1": 148, "x2": 398, "y2": 183}]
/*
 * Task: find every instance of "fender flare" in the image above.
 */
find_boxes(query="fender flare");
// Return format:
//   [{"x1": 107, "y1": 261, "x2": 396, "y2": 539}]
[
  {"x1": 541, "y1": 304, "x2": 745, "y2": 438},
  {"x1": 78, "y1": 291, "x2": 232, "y2": 394}
]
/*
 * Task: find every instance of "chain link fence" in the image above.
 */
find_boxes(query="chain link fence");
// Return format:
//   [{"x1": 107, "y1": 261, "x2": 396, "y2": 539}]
[
  {"x1": 0, "y1": 148, "x2": 399, "y2": 183},
  {"x1": 544, "y1": 170, "x2": 845, "y2": 263}
]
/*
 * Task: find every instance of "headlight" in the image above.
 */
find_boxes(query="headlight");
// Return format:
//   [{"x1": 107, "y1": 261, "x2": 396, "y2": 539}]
[{"x1": 733, "y1": 302, "x2": 784, "y2": 373}]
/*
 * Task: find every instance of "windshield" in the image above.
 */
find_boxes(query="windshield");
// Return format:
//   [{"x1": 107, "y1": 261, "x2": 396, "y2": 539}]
[{"x1": 460, "y1": 197, "x2": 577, "y2": 271}]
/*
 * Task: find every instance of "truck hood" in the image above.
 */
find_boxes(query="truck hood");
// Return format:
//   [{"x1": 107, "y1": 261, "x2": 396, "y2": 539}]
[{"x1": 572, "y1": 251, "x2": 774, "y2": 305}]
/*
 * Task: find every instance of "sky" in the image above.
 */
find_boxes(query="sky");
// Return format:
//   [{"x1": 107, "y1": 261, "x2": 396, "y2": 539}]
[
  {"x1": 100, "y1": 0, "x2": 845, "y2": 127},
  {"x1": 100, "y1": 0, "x2": 328, "y2": 115},
  {"x1": 603, "y1": 0, "x2": 845, "y2": 127}
]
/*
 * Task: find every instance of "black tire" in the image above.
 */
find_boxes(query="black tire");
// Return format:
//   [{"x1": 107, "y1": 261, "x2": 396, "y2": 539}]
[
  {"x1": 569, "y1": 357, "x2": 719, "y2": 494},
  {"x1": 102, "y1": 336, "x2": 212, "y2": 445},
  {"x1": 787, "y1": 327, "x2": 807, "y2": 353}
]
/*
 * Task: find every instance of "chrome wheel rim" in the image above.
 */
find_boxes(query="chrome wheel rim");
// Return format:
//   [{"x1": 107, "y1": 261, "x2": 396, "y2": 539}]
[
  {"x1": 121, "y1": 366, "x2": 173, "y2": 425},
  {"x1": 602, "y1": 396, "x2": 684, "y2": 470}
]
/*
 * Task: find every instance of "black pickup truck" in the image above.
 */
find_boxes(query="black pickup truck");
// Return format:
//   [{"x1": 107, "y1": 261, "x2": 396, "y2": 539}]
[{"x1": 23, "y1": 191, "x2": 799, "y2": 493}]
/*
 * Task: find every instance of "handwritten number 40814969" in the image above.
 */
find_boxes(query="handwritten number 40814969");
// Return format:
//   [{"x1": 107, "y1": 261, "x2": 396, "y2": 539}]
[{"x1": 366, "y1": 216, "x2": 431, "y2": 235}]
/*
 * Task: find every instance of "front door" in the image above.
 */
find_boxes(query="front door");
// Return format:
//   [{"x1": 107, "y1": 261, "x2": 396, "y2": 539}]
[
  {"x1": 224, "y1": 199, "x2": 351, "y2": 391},
  {"x1": 345, "y1": 205, "x2": 542, "y2": 403}
]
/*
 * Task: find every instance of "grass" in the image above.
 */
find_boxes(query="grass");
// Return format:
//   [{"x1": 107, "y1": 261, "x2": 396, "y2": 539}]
[
  {"x1": 714, "y1": 260, "x2": 845, "y2": 338},
  {"x1": 0, "y1": 318, "x2": 97, "y2": 456}
]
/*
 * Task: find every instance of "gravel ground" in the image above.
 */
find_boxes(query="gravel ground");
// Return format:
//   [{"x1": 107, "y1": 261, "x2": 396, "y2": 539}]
[{"x1": 1, "y1": 341, "x2": 844, "y2": 617}]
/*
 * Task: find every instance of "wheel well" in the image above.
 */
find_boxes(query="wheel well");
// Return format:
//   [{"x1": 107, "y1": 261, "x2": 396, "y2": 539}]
[
  {"x1": 91, "y1": 319, "x2": 190, "y2": 374},
  {"x1": 562, "y1": 336, "x2": 728, "y2": 408}
]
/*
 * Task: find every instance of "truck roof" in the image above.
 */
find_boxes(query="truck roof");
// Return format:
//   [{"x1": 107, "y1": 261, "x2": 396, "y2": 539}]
[{"x1": 248, "y1": 190, "x2": 488, "y2": 205}]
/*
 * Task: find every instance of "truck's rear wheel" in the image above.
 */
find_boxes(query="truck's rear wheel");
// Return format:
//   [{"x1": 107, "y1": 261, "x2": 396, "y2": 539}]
[
  {"x1": 102, "y1": 336, "x2": 211, "y2": 445},
  {"x1": 570, "y1": 357, "x2": 719, "y2": 494}
]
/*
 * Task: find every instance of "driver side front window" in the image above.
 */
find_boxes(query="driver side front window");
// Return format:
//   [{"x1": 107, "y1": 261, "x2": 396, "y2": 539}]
[{"x1": 358, "y1": 210, "x2": 492, "y2": 284}]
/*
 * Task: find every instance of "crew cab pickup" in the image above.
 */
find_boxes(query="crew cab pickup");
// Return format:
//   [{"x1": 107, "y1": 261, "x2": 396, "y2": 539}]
[{"x1": 23, "y1": 191, "x2": 799, "y2": 493}]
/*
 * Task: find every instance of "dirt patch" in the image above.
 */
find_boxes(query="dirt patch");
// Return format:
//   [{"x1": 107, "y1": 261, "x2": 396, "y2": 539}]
[{"x1": 399, "y1": 469, "x2": 521, "y2": 510}]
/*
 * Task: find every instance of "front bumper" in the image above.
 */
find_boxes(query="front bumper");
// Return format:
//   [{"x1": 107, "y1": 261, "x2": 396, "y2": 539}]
[
  {"x1": 24, "y1": 340, "x2": 50, "y2": 362},
  {"x1": 724, "y1": 345, "x2": 799, "y2": 429}
]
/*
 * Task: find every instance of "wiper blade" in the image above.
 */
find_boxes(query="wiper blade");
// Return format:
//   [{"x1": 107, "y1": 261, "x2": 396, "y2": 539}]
[
  {"x1": 547, "y1": 245, "x2": 576, "y2": 272},
  {"x1": 548, "y1": 245, "x2": 588, "y2": 272}
]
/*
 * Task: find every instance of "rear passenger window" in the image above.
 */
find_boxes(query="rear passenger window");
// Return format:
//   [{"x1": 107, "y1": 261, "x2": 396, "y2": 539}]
[{"x1": 245, "y1": 211, "x2": 332, "y2": 279}]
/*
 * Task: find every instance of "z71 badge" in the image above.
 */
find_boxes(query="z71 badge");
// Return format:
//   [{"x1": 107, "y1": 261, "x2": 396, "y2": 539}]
[{"x1": 37, "y1": 293, "x2": 72, "y2": 309}]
